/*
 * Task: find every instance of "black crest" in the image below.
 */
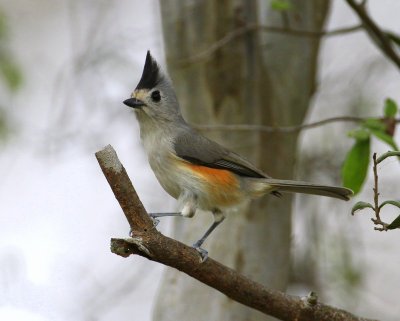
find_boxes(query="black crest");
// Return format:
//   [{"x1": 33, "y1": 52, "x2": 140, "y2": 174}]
[{"x1": 135, "y1": 51, "x2": 161, "y2": 90}]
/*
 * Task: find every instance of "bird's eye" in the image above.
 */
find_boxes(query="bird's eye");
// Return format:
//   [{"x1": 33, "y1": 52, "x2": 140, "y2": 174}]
[{"x1": 151, "y1": 90, "x2": 161, "y2": 102}]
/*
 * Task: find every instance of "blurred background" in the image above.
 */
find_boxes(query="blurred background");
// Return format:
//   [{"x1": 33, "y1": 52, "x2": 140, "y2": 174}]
[{"x1": 0, "y1": 0, "x2": 399, "y2": 320}]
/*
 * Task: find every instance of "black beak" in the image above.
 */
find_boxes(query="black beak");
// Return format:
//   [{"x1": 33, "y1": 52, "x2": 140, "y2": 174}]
[{"x1": 123, "y1": 98, "x2": 145, "y2": 108}]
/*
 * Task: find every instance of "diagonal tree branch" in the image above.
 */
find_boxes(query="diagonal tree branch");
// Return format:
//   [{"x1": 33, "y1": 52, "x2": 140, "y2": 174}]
[
  {"x1": 345, "y1": 0, "x2": 400, "y2": 70},
  {"x1": 95, "y1": 144, "x2": 379, "y2": 321}
]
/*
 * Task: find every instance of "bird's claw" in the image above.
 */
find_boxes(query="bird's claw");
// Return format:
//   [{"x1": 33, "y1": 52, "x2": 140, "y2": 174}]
[
  {"x1": 148, "y1": 214, "x2": 160, "y2": 227},
  {"x1": 192, "y1": 243, "x2": 208, "y2": 263}
]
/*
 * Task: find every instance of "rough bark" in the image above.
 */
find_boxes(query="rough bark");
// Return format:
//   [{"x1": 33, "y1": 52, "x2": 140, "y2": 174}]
[{"x1": 155, "y1": 1, "x2": 330, "y2": 320}]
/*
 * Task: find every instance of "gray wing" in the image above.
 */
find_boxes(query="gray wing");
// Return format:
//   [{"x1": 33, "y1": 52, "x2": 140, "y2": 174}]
[{"x1": 174, "y1": 129, "x2": 269, "y2": 179}]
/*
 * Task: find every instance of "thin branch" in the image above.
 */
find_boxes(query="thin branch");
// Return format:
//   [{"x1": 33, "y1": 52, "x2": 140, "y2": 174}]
[
  {"x1": 352, "y1": 152, "x2": 400, "y2": 230},
  {"x1": 371, "y1": 153, "x2": 388, "y2": 231},
  {"x1": 96, "y1": 144, "x2": 379, "y2": 321},
  {"x1": 346, "y1": 0, "x2": 400, "y2": 70},
  {"x1": 179, "y1": 23, "x2": 363, "y2": 65},
  {"x1": 193, "y1": 116, "x2": 400, "y2": 133}
]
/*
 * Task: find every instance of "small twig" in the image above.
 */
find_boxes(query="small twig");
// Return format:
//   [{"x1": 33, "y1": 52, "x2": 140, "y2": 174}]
[
  {"x1": 179, "y1": 23, "x2": 363, "y2": 65},
  {"x1": 95, "y1": 144, "x2": 378, "y2": 321},
  {"x1": 346, "y1": 0, "x2": 400, "y2": 71},
  {"x1": 193, "y1": 116, "x2": 400, "y2": 133},
  {"x1": 371, "y1": 153, "x2": 388, "y2": 231},
  {"x1": 352, "y1": 152, "x2": 400, "y2": 230}
]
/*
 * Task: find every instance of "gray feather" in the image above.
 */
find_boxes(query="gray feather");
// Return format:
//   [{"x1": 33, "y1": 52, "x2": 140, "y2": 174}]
[
  {"x1": 264, "y1": 179, "x2": 352, "y2": 201},
  {"x1": 174, "y1": 128, "x2": 267, "y2": 178}
]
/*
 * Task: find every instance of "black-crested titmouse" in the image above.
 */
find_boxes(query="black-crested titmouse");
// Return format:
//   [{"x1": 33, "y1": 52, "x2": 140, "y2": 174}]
[{"x1": 123, "y1": 51, "x2": 353, "y2": 259}]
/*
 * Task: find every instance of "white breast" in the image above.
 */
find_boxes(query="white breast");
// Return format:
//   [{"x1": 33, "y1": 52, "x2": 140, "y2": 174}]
[{"x1": 140, "y1": 122, "x2": 182, "y2": 199}]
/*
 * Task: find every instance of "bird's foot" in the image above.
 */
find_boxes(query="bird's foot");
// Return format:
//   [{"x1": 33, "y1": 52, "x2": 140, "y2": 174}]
[
  {"x1": 148, "y1": 213, "x2": 160, "y2": 227},
  {"x1": 148, "y1": 212, "x2": 181, "y2": 227},
  {"x1": 192, "y1": 242, "x2": 208, "y2": 263}
]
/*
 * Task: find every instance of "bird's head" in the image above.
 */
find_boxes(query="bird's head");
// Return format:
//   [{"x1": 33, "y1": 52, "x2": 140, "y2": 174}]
[{"x1": 123, "y1": 51, "x2": 182, "y2": 123}]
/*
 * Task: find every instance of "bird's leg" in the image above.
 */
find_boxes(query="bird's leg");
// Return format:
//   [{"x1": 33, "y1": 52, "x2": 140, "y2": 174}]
[
  {"x1": 150, "y1": 199, "x2": 196, "y2": 221},
  {"x1": 129, "y1": 212, "x2": 182, "y2": 236},
  {"x1": 147, "y1": 212, "x2": 182, "y2": 227},
  {"x1": 192, "y1": 210, "x2": 225, "y2": 262},
  {"x1": 149, "y1": 212, "x2": 182, "y2": 218},
  {"x1": 146, "y1": 200, "x2": 196, "y2": 228}
]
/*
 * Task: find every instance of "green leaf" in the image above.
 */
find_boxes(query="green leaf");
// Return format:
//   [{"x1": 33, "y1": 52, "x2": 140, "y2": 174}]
[
  {"x1": 384, "y1": 98, "x2": 398, "y2": 118},
  {"x1": 0, "y1": 11, "x2": 22, "y2": 92},
  {"x1": 351, "y1": 201, "x2": 374, "y2": 215},
  {"x1": 0, "y1": 108, "x2": 9, "y2": 141},
  {"x1": 347, "y1": 128, "x2": 370, "y2": 141},
  {"x1": 379, "y1": 200, "x2": 400, "y2": 210},
  {"x1": 342, "y1": 138, "x2": 370, "y2": 194},
  {"x1": 362, "y1": 118, "x2": 386, "y2": 131},
  {"x1": 379, "y1": 200, "x2": 400, "y2": 229},
  {"x1": 377, "y1": 151, "x2": 400, "y2": 163},
  {"x1": 369, "y1": 129, "x2": 399, "y2": 151},
  {"x1": 271, "y1": 0, "x2": 292, "y2": 11},
  {"x1": 362, "y1": 117, "x2": 399, "y2": 152},
  {"x1": 0, "y1": 11, "x2": 7, "y2": 40},
  {"x1": 387, "y1": 215, "x2": 400, "y2": 229},
  {"x1": 0, "y1": 59, "x2": 22, "y2": 92}
]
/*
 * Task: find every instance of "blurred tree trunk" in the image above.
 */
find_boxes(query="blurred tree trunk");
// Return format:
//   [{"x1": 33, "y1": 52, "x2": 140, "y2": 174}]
[{"x1": 154, "y1": 1, "x2": 330, "y2": 320}]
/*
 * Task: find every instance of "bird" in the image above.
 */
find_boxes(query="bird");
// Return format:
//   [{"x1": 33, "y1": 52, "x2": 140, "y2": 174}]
[{"x1": 123, "y1": 51, "x2": 353, "y2": 260}]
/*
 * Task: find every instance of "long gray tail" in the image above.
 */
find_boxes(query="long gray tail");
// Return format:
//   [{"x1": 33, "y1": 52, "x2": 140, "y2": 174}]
[{"x1": 264, "y1": 179, "x2": 353, "y2": 201}]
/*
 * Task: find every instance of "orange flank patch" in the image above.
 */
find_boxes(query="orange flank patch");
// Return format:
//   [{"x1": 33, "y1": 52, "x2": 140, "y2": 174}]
[
  {"x1": 184, "y1": 163, "x2": 241, "y2": 207},
  {"x1": 187, "y1": 164, "x2": 237, "y2": 186}
]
